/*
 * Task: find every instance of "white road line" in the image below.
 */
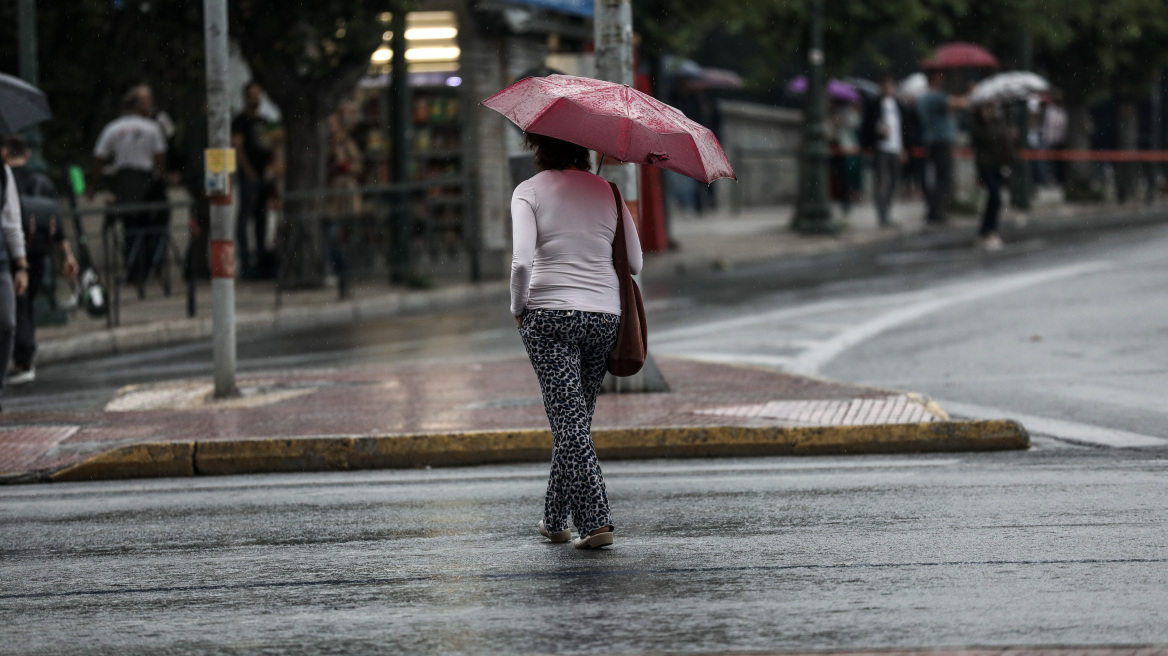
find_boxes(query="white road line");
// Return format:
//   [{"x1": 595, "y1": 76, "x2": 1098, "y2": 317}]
[
  {"x1": 938, "y1": 399, "x2": 1168, "y2": 448},
  {"x1": 655, "y1": 261, "x2": 1115, "y2": 375},
  {"x1": 783, "y1": 261, "x2": 1114, "y2": 374}
]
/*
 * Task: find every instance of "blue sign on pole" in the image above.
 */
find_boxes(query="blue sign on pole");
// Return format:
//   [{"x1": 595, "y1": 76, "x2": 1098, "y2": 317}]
[{"x1": 504, "y1": 0, "x2": 593, "y2": 17}]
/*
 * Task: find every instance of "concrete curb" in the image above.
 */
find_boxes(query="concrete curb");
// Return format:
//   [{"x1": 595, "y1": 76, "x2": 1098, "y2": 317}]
[
  {"x1": 37, "y1": 281, "x2": 511, "y2": 364},
  {"x1": 38, "y1": 420, "x2": 1029, "y2": 484}
]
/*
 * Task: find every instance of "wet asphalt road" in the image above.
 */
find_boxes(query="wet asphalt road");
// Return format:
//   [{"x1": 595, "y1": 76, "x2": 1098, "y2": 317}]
[
  {"x1": 2, "y1": 448, "x2": 1167, "y2": 654},
  {"x1": 3, "y1": 219, "x2": 1168, "y2": 653}
]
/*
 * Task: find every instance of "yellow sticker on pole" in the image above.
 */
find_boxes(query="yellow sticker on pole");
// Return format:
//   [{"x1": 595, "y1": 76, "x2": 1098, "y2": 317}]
[{"x1": 205, "y1": 148, "x2": 235, "y2": 197}]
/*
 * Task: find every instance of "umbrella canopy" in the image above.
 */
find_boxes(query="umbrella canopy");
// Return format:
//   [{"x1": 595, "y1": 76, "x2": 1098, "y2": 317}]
[
  {"x1": 844, "y1": 77, "x2": 882, "y2": 98},
  {"x1": 481, "y1": 74, "x2": 735, "y2": 184},
  {"x1": 0, "y1": 72, "x2": 51, "y2": 134},
  {"x1": 682, "y1": 67, "x2": 744, "y2": 91},
  {"x1": 897, "y1": 72, "x2": 929, "y2": 100},
  {"x1": 920, "y1": 42, "x2": 1000, "y2": 70},
  {"x1": 968, "y1": 71, "x2": 1049, "y2": 106},
  {"x1": 787, "y1": 76, "x2": 862, "y2": 103}
]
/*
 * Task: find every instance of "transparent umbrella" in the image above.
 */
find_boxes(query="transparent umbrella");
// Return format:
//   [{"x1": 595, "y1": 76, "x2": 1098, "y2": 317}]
[
  {"x1": 0, "y1": 72, "x2": 51, "y2": 134},
  {"x1": 968, "y1": 71, "x2": 1049, "y2": 106}
]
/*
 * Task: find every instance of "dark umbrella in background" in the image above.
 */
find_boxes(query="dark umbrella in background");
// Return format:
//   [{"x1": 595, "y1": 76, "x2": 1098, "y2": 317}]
[{"x1": 0, "y1": 72, "x2": 51, "y2": 134}]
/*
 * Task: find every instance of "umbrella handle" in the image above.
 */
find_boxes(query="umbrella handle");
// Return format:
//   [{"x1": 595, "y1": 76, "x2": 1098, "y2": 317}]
[{"x1": 596, "y1": 154, "x2": 606, "y2": 174}]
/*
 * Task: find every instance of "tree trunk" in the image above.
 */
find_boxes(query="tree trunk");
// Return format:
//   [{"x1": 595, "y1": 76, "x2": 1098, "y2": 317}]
[
  {"x1": 1115, "y1": 102, "x2": 1139, "y2": 204},
  {"x1": 1063, "y1": 102, "x2": 1098, "y2": 201},
  {"x1": 275, "y1": 103, "x2": 329, "y2": 288}
]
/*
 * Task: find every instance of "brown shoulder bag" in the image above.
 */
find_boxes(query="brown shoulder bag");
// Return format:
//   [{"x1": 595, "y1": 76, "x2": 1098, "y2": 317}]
[{"x1": 606, "y1": 181, "x2": 647, "y2": 377}]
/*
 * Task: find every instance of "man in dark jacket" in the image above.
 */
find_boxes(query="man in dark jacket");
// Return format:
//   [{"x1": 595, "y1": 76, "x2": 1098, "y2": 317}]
[{"x1": 2, "y1": 136, "x2": 79, "y2": 384}]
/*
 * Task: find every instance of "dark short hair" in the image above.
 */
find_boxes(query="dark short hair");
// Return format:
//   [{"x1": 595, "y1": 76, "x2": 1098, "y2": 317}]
[
  {"x1": 524, "y1": 132, "x2": 591, "y2": 172},
  {"x1": 243, "y1": 81, "x2": 262, "y2": 96},
  {"x1": 2, "y1": 135, "x2": 29, "y2": 159},
  {"x1": 122, "y1": 84, "x2": 150, "y2": 111}
]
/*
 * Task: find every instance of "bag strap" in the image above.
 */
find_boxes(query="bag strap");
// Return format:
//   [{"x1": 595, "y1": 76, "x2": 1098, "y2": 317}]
[{"x1": 608, "y1": 181, "x2": 629, "y2": 277}]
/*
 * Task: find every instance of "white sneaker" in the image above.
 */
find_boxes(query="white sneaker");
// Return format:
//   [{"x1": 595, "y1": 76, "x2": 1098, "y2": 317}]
[{"x1": 6, "y1": 365, "x2": 35, "y2": 385}]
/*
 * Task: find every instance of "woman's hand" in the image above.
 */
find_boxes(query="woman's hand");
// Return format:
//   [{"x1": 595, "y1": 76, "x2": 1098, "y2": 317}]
[
  {"x1": 13, "y1": 269, "x2": 28, "y2": 296},
  {"x1": 514, "y1": 313, "x2": 523, "y2": 328}
]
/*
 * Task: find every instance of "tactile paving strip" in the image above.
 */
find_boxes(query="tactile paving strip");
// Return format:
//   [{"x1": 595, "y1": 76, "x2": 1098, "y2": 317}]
[{"x1": 695, "y1": 395, "x2": 939, "y2": 427}]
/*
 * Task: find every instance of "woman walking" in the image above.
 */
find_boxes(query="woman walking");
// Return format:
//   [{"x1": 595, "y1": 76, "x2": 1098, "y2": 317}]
[
  {"x1": 970, "y1": 102, "x2": 1016, "y2": 251},
  {"x1": 511, "y1": 132, "x2": 642, "y2": 550}
]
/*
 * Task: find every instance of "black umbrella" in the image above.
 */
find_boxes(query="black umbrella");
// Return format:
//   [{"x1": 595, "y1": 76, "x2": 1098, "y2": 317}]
[{"x1": 0, "y1": 72, "x2": 51, "y2": 134}]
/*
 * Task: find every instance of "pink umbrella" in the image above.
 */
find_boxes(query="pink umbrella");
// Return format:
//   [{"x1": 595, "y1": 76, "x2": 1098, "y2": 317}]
[
  {"x1": 920, "y1": 42, "x2": 1000, "y2": 70},
  {"x1": 481, "y1": 74, "x2": 736, "y2": 183}
]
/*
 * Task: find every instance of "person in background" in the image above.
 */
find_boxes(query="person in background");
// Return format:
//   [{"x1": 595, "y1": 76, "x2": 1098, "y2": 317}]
[
  {"x1": 829, "y1": 98, "x2": 863, "y2": 216},
  {"x1": 917, "y1": 70, "x2": 968, "y2": 224},
  {"x1": 970, "y1": 102, "x2": 1016, "y2": 252},
  {"x1": 2, "y1": 136, "x2": 79, "y2": 385},
  {"x1": 1041, "y1": 91, "x2": 1068, "y2": 185},
  {"x1": 867, "y1": 74, "x2": 906, "y2": 227},
  {"x1": 232, "y1": 82, "x2": 275, "y2": 279},
  {"x1": 91, "y1": 84, "x2": 167, "y2": 296},
  {"x1": 900, "y1": 94, "x2": 928, "y2": 201},
  {"x1": 0, "y1": 153, "x2": 29, "y2": 410}
]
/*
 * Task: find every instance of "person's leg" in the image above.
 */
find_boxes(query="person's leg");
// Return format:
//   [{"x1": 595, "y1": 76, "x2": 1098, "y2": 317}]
[
  {"x1": 935, "y1": 144, "x2": 954, "y2": 221},
  {"x1": 0, "y1": 269, "x2": 16, "y2": 402},
  {"x1": 520, "y1": 310, "x2": 613, "y2": 537},
  {"x1": 874, "y1": 152, "x2": 895, "y2": 225},
  {"x1": 924, "y1": 146, "x2": 940, "y2": 222},
  {"x1": 236, "y1": 178, "x2": 256, "y2": 273},
  {"x1": 979, "y1": 167, "x2": 1003, "y2": 238},
  {"x1": 252, "y1": 181, "x2": 272, "y2": 274},
  {"x1": 520, "y1": 310, "x2": 585, "y2": 534},
  {"x1": 12, "y1": 255, "x2": 42, "y2": 370}
]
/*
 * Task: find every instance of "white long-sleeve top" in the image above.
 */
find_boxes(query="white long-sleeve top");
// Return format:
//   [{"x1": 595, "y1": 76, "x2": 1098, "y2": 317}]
[
  {"x1": 1, "y1": 164, "x2": 27, "y2": 261},
  {"x1": 510, "y1": 169, "x2": 643, "y2": 317}
]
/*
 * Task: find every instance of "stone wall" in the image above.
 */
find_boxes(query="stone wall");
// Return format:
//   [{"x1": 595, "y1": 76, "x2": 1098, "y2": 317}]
[{"x1": 714, "y1": 100, "x2": 803, "y2": 209}]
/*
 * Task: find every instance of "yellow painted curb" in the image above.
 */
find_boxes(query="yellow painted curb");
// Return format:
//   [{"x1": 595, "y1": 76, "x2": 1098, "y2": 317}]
[
  {"x1": 39, "y1": 420, "x2": 1028, "y2": 483},
  {"x1": 50, "y1": 441, "x2": 196, "y2": 482}
]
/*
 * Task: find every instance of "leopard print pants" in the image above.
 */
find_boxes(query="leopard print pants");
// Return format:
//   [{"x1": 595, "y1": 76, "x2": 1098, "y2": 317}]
[{"x1": 519, "y1": 309, "x2": 620, "y2": 537}]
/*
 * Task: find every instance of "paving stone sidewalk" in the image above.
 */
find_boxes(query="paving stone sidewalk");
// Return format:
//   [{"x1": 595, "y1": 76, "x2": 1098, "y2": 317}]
[
  {"x1": 39, "y1": 190, "x2": 1167, "y2": 365},
  {"x1": 0, "y1": 357, "x2": 946, "y2": 479}
]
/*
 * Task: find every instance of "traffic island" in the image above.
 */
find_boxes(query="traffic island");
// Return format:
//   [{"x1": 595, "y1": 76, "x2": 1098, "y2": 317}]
[{"x1": 0, "y1": 358, "x2": 1029, "y2": 485}]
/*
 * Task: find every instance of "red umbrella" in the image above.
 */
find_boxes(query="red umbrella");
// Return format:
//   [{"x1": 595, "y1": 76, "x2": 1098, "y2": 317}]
[
  {"x1": 481, "y1": 74, "x2": 736, "y2": 184},
  {"x1": 920, "y1": 42, "x2": 1000, "y2": 70}
]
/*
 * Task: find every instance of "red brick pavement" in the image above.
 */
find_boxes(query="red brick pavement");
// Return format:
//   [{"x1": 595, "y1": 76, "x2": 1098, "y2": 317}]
[{"x1": 0, "y1": 358, "x2": 908, "y2": 476}]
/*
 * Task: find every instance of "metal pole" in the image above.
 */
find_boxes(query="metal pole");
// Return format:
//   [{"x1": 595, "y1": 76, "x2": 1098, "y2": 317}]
[
  {"x1": 389, "y1": 8, "x2": 413, "y2": 284},
  {"x1": 16, "y1": 0, "x2": 46, "y2": 172},
  {"x1": 595, "y1": 0, "x2": 669, "y2": 394},
  {"x1": 204, "y1": 0, "x2": 238, "y2": 398},
  {"x1": 793, "y1": 0, "x2": 837, "y2": 233}
]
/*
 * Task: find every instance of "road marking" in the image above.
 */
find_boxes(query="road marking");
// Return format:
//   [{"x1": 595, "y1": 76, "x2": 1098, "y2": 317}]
[
  {"x1": 783, "y1": 261, "x2": 1114, "y2": 374},
  {"x1": 655, "y1": 261, "x2": 1115, "y2": 375},
  {"x1": 937, "y1": 399, "x2": 1168, "y2": 448}
]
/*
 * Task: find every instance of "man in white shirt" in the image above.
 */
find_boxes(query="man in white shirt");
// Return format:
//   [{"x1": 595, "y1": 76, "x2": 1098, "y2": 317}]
[
  {"x1": 872, "y1": 75, "x2": 905, "y2": 227},
  {"x1": 92, "y1": 85, "x2": 167, "y2": 292}
]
